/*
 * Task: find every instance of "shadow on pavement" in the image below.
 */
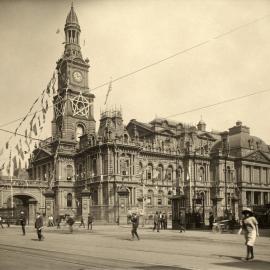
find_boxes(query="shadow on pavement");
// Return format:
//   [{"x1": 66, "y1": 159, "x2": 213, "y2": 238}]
[{"x1": 213, "y1": 257, "x2": 270, "y2": 270}]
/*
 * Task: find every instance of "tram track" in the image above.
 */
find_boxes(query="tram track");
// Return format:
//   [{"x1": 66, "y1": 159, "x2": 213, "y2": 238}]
[{"x1": 0, "y1": 244, "x2": 196, "y2": 270}]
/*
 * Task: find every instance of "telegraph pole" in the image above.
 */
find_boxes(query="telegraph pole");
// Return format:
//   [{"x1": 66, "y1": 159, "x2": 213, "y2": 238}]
[{"x1": 8, "y1": 150, "x2": 13, "y2": 217}]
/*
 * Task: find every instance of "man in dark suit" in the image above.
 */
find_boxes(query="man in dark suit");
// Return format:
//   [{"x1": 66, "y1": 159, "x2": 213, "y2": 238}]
[
  {"x1": 35, "y1": 212, "x2": 44, "y2": 241},
  {"x1": 131, "y1": 212, "x2": 140, "y2": 240},
  {"x1": 19, "y1": 211, "x2": 26, "y2": 235},
  {"x1": 179, "y1": 211, "x2": 186, "y2": 233},
  {"x1": 153, "y1": 211, "x2": 160, "y2": 232},
  {"x1": 87, "y1": 213, "x2": 93, "y2": 230},
  {"x1": 66, "y1": 215, "x2": 75, "y2": 233}
]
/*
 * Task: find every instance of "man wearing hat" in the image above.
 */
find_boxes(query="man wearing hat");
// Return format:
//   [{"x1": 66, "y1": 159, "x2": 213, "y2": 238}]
[
  {"x1": 238, "y1": 207, "x2": 259, "y2": 260},
  {"x1": 19, "y1": 211, "x2": 26, "y2": 235},
  {"x1": 35, "y1": 212, "x2": 44, "y2": 241},
  {"x1": 130, "y1": 212, "x2": 140, "y2": 240}
]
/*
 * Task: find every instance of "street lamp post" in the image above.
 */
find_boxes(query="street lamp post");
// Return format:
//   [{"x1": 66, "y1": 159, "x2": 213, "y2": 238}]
[
  {"x1": 224, "y1": 155, "x2": 228, "y2": 218},
  {"x1": 201, "y1": 191, "x2": 205, "y2": 225},
  {"x1": 192, "y1": 151, "x2": 197, "y2": 214}
]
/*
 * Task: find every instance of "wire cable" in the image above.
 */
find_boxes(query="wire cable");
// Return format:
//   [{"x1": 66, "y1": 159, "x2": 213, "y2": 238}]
[
  {"x1": 0, "y1": 12, "x2": 269, "y2": 129},
  {"x1": 164, "y1": 88, "x2": 270, "y2": 119},
  {"x1": 0, "y1": 128, "x2": 43, "y2": 142}
]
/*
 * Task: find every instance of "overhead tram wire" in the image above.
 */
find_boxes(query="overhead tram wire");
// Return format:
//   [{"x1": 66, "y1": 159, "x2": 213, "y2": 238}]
[
  {"x1": 0, "y1": 12, "x2": 269, "y2": 129},
  {"x1": 0, "y1": 87, "x2": 269, "y2": 140},
  {"x1": 163, "y1": 88, "x2": 270, "y2": 119},
  {"x1": 90, "y1": 12, "x2": 270, "y2": 91},
  {"x1": 0, "y1": 127, "x2": 44, "y2": 142}
]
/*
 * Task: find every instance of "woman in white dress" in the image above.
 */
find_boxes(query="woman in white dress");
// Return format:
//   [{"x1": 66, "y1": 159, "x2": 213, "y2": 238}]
[{"x1": 238, "y1": 207, "x2": 259, "y2": 260}]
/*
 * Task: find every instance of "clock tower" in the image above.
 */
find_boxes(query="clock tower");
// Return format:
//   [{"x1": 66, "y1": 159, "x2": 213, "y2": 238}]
[{"x1": 52, "y1": 4, "x2": 96, "y2": 142}]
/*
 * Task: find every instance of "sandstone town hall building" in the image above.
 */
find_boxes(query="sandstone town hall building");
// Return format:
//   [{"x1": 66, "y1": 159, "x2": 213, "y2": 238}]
[{"x1": 1, "y1": 5, "x2": 270, "y2": 225}]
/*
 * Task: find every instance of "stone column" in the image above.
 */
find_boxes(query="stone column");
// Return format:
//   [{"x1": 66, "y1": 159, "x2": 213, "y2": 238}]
[
  {"x1": 81, "y1": 188, "x2": 91, "y2": 224},
  {"x1": 211, "y1": 196, "x2": 223, "y2": 219},
  {"x1": 28, "y1": 198, "x2": 37, "y2": 225},
  {"x1": 232, "y1": 195, "x2": 239, "y2": 220},
  {"x1": 251, "y1": 191, "x2": 254, "y2": 205},
  {"x1": 117, "y1": 185, "x2": 130, "y2": 225},
  {"x1": 43, "y1": 189, "x2": 55, "y2": 225}
]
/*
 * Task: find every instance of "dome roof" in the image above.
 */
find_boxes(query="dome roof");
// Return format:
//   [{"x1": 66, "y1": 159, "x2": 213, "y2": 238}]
[
  {"x1": 210, "y1": 133, "x2": 270, "y2": 156},
  {"x1": 66, "y1": 4, "x2": 79, "y2": 25}
]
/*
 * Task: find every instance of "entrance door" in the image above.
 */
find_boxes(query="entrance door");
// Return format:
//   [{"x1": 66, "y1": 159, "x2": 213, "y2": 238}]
[{"x1": 7, "y1": 195, "x2": 37, "y2": 224}]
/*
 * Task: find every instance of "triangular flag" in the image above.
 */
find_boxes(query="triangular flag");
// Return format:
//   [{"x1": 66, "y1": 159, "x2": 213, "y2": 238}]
[
  {"x1": 38, "y1": 116, "x2": 41, "y2": 127},
  {"x1": 33, "y1": 123, "x2": 38, "y2": 136},
  {"x1": 0, "y1": 163, "x2": 5, "y2": 170}
]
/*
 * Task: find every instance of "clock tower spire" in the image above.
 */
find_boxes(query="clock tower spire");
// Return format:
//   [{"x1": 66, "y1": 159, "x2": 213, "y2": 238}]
[
  {"x1": 52, "y1": 4, "x2": 95, "y2": 141},
  {"x1": 64, "y1": 2, "x2": 82, "y2": 58}
]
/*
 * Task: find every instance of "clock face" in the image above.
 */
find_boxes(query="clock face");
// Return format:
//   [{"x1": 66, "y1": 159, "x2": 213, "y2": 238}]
[{"x1": 73, "y1": 71, "x2": 83, "y2": 82}]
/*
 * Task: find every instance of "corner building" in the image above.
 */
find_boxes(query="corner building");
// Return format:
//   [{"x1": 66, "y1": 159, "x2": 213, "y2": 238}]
[{"x1": 29, "y1": 6, "x2": 270, "y2": 225}]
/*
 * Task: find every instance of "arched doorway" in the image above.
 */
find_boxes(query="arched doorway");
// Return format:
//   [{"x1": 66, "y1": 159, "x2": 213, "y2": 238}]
[{"x1": 7, "y1": 194, "x2": 38, "y2": 224}]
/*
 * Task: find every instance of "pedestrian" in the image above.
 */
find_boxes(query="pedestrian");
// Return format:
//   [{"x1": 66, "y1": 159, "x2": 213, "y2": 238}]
[
  {"x1": 19, "y1": 211, "x2": 26, "y2": 235},
  {"x1": 153, "y1": 211, "x2": 159, "y2": 232},
  {"x1": 87, "y1": 213, "x2": 93, "y2": 230},
  {"x1": 179, "y1": 211, "x2": 186, "y2": 233},
  {"x1": 35, "y1": 212, "x2": 44, "y2": 241},
  {"x1": 79, "y1": 216, "x2": 85, "y2": 228},
  {"x1": 0, "y1": 216, "x2": 4, "y2": 229},
  {"x1": 56, "y1": 216, "x2": 61, "y2": 229},
  {"x1": 209, "y1": 212, "x2": 214, "y2": 230},
  {"x1": 238, "y1": 207, "x2": 259, "y2": 261},
  {"x1": 48, "y1": 215, "x2": 54, "y2": 227},
  {"x1": 6, "y1": 216, "x2": 10, "y2": 228},
  {"x1": 66, "y1": 215, "x2": 75, "y2": 233},
  {"x1": 163, "y1": 212, "x2": 168, "y2": 230},
  {"x1": 159, "y1": 211, "x2": 164, "y2": 230},
  {"x1": 130, "y1": 212, "x2": 140, "y2": 240}
]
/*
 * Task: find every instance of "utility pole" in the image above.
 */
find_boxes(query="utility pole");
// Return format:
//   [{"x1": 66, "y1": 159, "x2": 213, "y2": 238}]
[
  {"x1": 193, "y1": 151, "x2": 197, "y2": 214},
  {"x1": 8, "y1": 151, "x2": 13, "y2": 217},
  {"x1": 224, "y1": 155, "x2": 228, "y2": 218}
]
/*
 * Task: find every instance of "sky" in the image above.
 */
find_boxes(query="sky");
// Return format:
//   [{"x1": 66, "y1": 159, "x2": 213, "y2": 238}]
[{"x1": 1, "y1": 0, "x2": 270, "y2": 158}]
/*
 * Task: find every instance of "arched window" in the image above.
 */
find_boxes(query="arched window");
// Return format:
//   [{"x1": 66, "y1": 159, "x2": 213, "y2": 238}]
[
  {"x1": 166, "y1": 166, "x2": 173, "y2": 181},
  {"x1": 157, "y1": 164, "x2": 163, "y2": 181},
  {"x1": 147, "y1": 164, "x2": 153, "y2": 180},
  {"x1": 67, "y1": 193, "x2": 72, "y2": 207},
  {"x1": 76, "y1": 124, "x2": 84, "y2": 142},
  {"x1": 226, "y1": 166, "x2": 232, "y2": 182},
  {"x1": 168, "y1": 190, "x2": 172, "y2": 205},
  {"x1": 199, "y1": 166, "x2": 205, "y2": 182},
  {"x1": 147, "y1": 190, "x2": 154, "y2": 205},
  {"x1": 123, "y1": 134, "x2": 129, "y2": 143},
  {"x1": 120, "y1": 159, "x2": 129, "y2": 176},
  {"x1": 137, "y1": 189, "x2": 143, "y2": 202},
  {"x1": 66, "y1": 165, "x2": 73, "y2": 180},
  {"x1": 176, "y1": 167, "x2": 183, "y2": 186},
  {"x1": 158, "y1": 190, "x2": 163, "y2": 205}
]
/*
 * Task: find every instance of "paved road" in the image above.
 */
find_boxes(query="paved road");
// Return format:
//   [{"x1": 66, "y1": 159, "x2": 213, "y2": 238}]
[{"x1": 0, "y1": 225, "x2": 269, "y2": 270}]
